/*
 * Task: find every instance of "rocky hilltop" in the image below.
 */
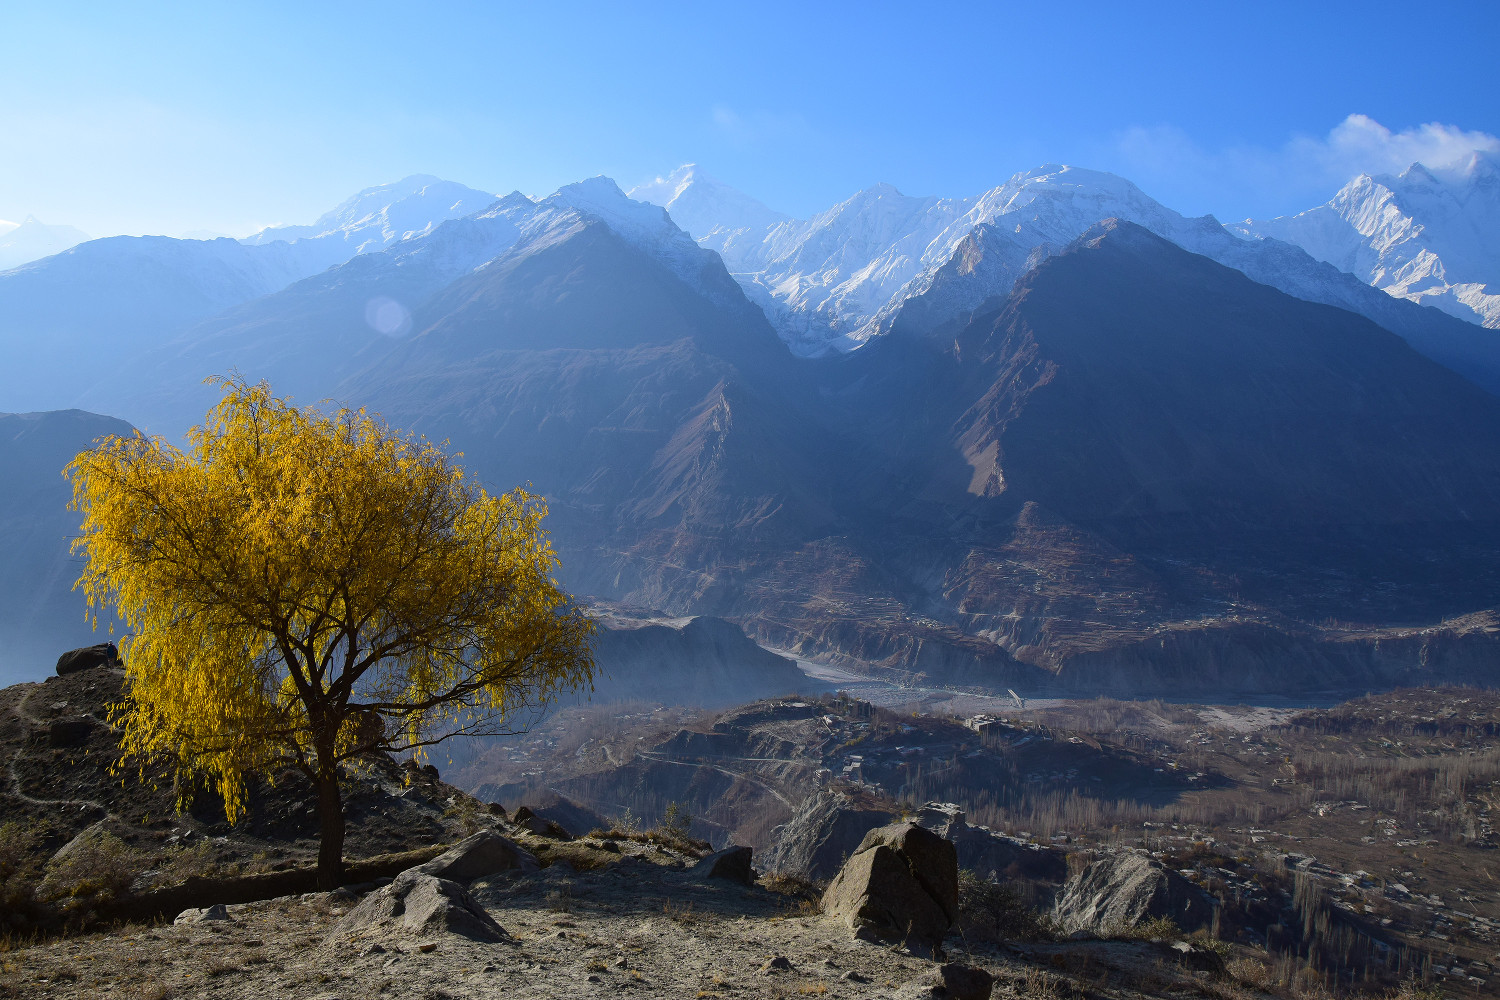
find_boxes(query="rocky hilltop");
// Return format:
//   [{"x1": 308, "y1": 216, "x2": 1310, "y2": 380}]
[{"x1": 5, "y1": 659, "x2": 1483, "y2": 997}]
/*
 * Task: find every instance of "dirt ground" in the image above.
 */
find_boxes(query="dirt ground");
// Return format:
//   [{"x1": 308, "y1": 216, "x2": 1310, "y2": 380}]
[{"x1": 1, "y1": 841, "x2": 1244, "y2": 1000}]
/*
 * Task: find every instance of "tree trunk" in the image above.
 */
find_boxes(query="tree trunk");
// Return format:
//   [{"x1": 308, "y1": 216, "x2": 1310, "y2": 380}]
[{"x1": 315, "y1": 768, "x2": 346, "y2": 890}]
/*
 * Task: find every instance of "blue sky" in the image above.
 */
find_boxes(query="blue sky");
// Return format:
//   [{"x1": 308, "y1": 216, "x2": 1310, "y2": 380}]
[{"x1": 2, "y1": 0, "x2": 1497, "y2": 236}]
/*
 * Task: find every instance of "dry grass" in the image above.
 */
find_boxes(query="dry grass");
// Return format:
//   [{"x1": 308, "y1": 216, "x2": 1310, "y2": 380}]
[{"x1": 956, "y1": 868, "x2": 1056, "y2": 944}]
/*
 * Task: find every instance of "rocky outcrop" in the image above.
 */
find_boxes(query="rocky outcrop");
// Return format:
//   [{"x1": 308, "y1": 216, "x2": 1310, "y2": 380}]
[
  {"x1": 823, "y1": 822, "x2": 959, "y2": 955},
  {"x1": 174, "y1": 903, "x2": 232, "y2": 925},
  {"x1": 332, "y1": 870, "x2": 509, "y2": 943},
  {"x1": 914, "y1": 803, "x2": 1067, "y2": 885},
  {"x1": 763, "y1": 789, "x2": 897, "y2": 881},
  {"x1": 408, "y1": 831, "x2": 538, "y2": 883},
  {"x1": 501, "y1": 792, "x2": 607, "y2": 840},
  {"x1": 693, "y1": 845, "x2": 754, "y2": 884},
  {"x1": 54, "y1": 643, "x2": 120, "y2": 676},
  {"x1": 1053, "y1": 852, "x2": 1213, "y2": 937}
]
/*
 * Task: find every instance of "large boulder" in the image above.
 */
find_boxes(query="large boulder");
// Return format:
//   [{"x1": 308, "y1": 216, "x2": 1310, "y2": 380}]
[
  {"x1": 511, "y1": 806, "x2": 573, "y2": 840},
  {"x1": 1053, "y1": 851, "x2": 1214, "y2": 937},
  {"x1": 693, "y1": 845, "x2": 754, "y2": 884},
  {"x1": 764, "y1": 789, "x2": 897, "y2": 881},
  {"x1": 55, "y1": 642, "x2": 120, "y2": 676},
  {"x1": 500, "y1": 791, "x2": 607, "y2": 839},
  {"x1": 409, "y1": 830, "x2": 539, "y2": 883},
  {"x1": 332, "y1": 871, "x2": 508, "y2": 943},
  {"x1": 823, "y1": 822, "x2": 958, "y2": 955}
]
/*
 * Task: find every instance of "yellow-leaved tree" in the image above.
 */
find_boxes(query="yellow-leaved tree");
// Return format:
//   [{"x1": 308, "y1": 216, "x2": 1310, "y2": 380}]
[{"x1": 67, "y1": 378, "x2": 595, "y2": 888}]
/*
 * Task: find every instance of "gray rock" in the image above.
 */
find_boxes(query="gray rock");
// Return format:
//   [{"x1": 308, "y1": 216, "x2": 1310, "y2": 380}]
[
  {"x1": 763, "y1": 789, "x2": 897, "y2": 881},
  {"x1": 512, "y1": 806, "x2": 572, "y2": 839},
  {"x1": 694, "y1": 845, "x2": 754, "y2": 884},
  {"x1": 855, "y1": 823, "x2": 959, "y2": 924},
  {"x1": 409, "y1": 830, "x2": 539, "y2": 883},
  {"x1": 822, "y1": 822, "x2": 958, "y2": 955},
  {"x1": 332, "y1": 871, "x2": 509, "y2": 942},
  {"x1": 760, "y1": 955, "x2": 794, "y2": 974},
  {"x1": 1163, "y1": 939, "x2": 1228, "y2": 976},
  {"x1": 175, "y1": 903, "x2": 232, "y2": 924},
  {"x1": 54, "y1": 642, "x2": 120, "y2": 676},
  {"x1": 1053, "y1": 851, "x2": 1214, "y2": 937},
  {"x1": 933, "y1": 962, "x2": 994, "y2": 1000}
]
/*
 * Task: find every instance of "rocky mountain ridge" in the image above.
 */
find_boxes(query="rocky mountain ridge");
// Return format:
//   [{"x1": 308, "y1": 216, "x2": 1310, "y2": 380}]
[
  {"x1": 638, "y1": 163, "x2": 1500, "y2": 389},
  {"x1": 1238, "y1": 151, "x2": 1500, "y2": 329}
]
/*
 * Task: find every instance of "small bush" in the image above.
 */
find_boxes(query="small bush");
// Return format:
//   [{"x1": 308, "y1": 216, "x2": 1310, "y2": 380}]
[
  {"x1": 0, "y1": 821, "x2": 44, "y2": 924},
  {"x1": 1113, "y1": 913, "x2": 1181, "y2": 940},
  {"x1": 1226, "y1": 957, "x2": 1272, "y2": 990},
  {"x1": 157, "y1": 839, "x2": 217, "y2": 885},
  {"x1": 957, "y1": 869, "x2": 1056, "y2": 943},
  {"x1": 760, "y1": 871, "x2": 823, "y2": 908},
  {"x1": 659, "y1": 802, "x2": 693, "y2": 841},
  {"x1": 39, "y1": 828, "x2": 145, "y2": 920}
]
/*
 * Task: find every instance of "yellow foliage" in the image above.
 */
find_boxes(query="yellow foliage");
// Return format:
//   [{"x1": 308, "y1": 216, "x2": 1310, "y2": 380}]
[{"x1": 67, "y1": 378, "x2": 595, "y2": 825}]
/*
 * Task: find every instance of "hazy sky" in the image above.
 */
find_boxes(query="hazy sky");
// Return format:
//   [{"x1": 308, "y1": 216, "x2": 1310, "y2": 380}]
[{"x1": 2, "y1": 0, "x2": 1497, "y2": 237}]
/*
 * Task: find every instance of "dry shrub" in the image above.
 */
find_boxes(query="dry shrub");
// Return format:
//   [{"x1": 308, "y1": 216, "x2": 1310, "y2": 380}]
[
  {"x1": 1382, "y1": 982, "x2": 1444, "y2": 1000},
  {"x1": 157, "y1": 839, "x2": 216, "y2": 884},
  {"x1": 39, "y1": 828, "x2": 145, "y2": 919},
  {"x1": 0, "y1": 821, "x2": 44, "y2": 926},
  {"x1": 957, "y1": 869, "x2": 1056, "y2": 943},
  {"x1": 1114, "y1": 913, "x2": 1181, "y2": 940},
  {"x1": 1226, "y1": 957, "x2": 1273, "y2": 990},
  {"x1": 589, "y1": 827, "x2": 709, "y2": 856},
  {"x1": 542, "y1": 843, "x2": 611, "y2": 872},
  {"x1": 760, "y1": 872, "x2": 823, "y2": 910}
]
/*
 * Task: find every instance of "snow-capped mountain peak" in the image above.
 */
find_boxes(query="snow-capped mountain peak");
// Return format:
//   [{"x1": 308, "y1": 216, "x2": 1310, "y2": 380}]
[
  {"x1": 0, "y1": 216, "x2": 92, "y2": 271},
  {"x1": 243, "y1": 175, "x2": 498, "y2": 253},
  {"x1": 1236, "y1": 154, "x2": 1500, "y2": 328},
  {"x1": 683, "y1": 162, "x2": 1245, "y2": 355},
  {"x1": 628, "y1": 164, "x2": 788, "y2": 241}
]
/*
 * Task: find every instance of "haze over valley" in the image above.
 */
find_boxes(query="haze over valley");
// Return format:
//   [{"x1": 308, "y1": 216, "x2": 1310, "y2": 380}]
[
  {"x1": 5, "y1": 158, "x2": 1500, "y2": 701},
  {"x1": 5, "y1": 9, "x2": 1500, "y2": 996}
]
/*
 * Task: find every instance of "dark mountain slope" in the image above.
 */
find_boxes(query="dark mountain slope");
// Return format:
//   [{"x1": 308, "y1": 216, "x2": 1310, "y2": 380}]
[
  {"x1": 340, "y1": 218, "x2": 854, "y2": 612},
  {"x1": 953, "y1": 221, "x2": 1500, "y2": 530},
  {"x1": 0, "y1": 409, "x2": 132, "y2": 685},
  {"x1": 13, "y1": 209, "x2": 1500, "y2": 698}
]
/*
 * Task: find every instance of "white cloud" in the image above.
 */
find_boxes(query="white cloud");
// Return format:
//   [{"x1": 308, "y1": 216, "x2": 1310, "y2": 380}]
[
  {"x1": 1296, "y1": 114, "x2": 1500, "y2": 181},
  {"x1": 1110, "y1": 115, "x2": 1500, "y2": 221}
]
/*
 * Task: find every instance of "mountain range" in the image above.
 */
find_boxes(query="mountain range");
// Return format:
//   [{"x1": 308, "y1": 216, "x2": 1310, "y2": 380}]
[
  {"x1": 628, "y1": 164, "x2": 1500, "y2": 392},
  {"x1": 0, "y1": 216, "x2": 90, "y2": 271},
  {"x1": 1236, "y1": 151, "x2": 1500, "y2": 330},
  {"x1": 2, "y1": 161, "x2": 1499, "y2": 697},
  {"x1": 0, "y1": 176, "x2": 495, "y2": 413}
]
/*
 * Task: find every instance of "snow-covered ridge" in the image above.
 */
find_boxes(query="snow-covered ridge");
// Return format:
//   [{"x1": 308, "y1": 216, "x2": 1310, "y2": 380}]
[
  {"x1": 636, "y1": 160, "x2": 1500, "y2": 358},
  {"x1": 638, "y1": 164, "x2": 1252, "y2": 355},
  {"x1": 243, "y1": 175, "x2": 498, "y2": 252},
  {"x1": 1235, "y1": 152, "x2": 1500, "y2": 329},
  {"x1": 627, "y1": 165, "x2": 788, "y2": 245}
]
